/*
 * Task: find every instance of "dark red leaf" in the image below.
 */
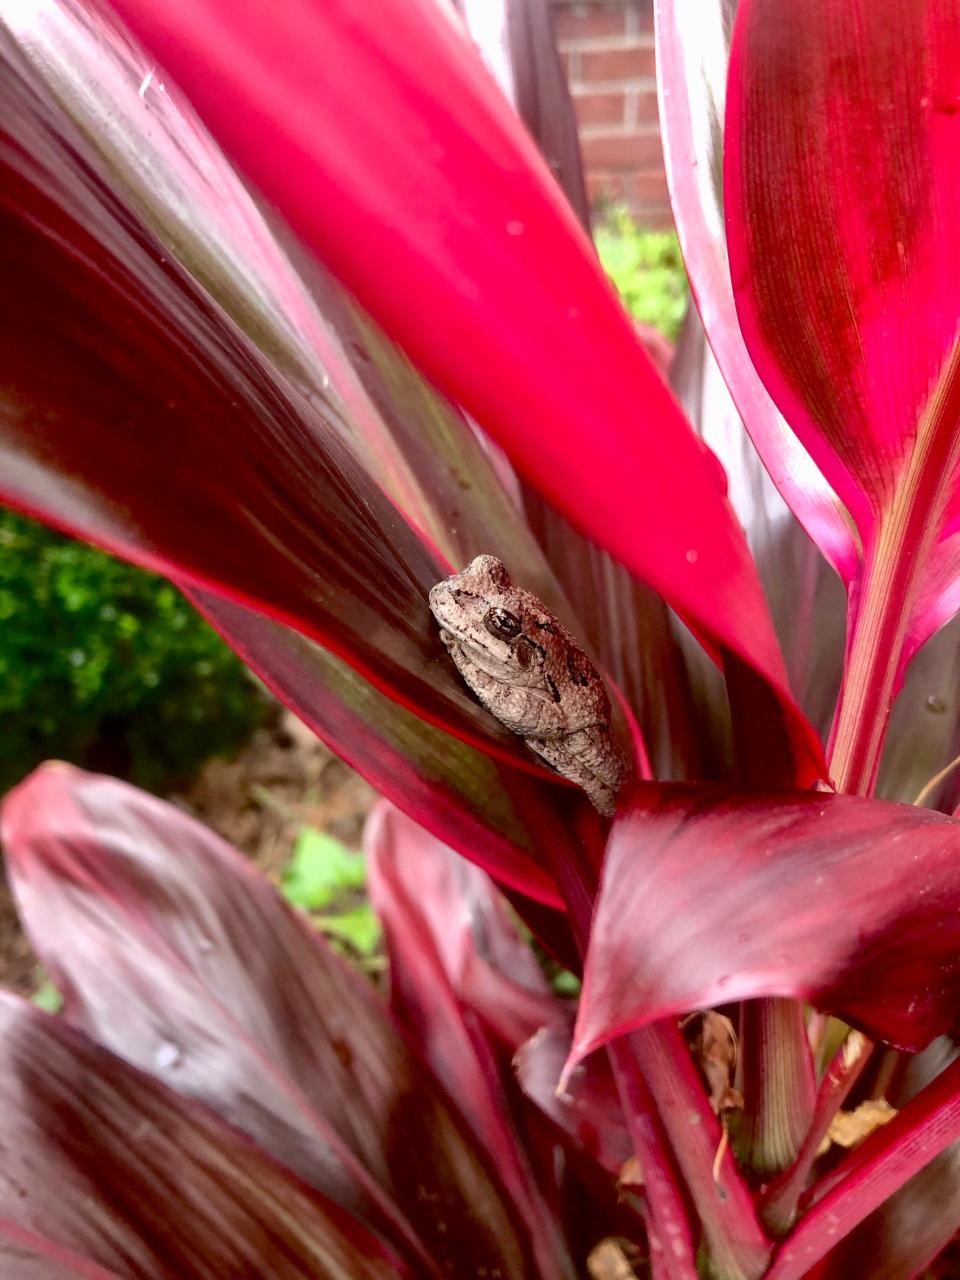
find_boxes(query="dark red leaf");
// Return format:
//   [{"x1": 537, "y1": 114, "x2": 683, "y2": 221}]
[
  {"x1": 571, "y1": 785, "x2": 960, "y2": 1068},
  {"x1": 0, "y1": 17, "x2": 555, "y2": 788},
  {"x1": 2, "y1": 764, "x2": 541, "y2": 1280},
  {"x1": 365, "y1": 801, "x2": 575, "y2": 1280},
  {"x1": 0, "y1": 1222, "x2": 126, "y2": 1280},
  {"x1": 107, "y1": 0, "x2": 825, "y2": 788},
  {"x1": 725, "y1": 0, "x2": 960, "y2": 792},
  {"x1": 0, "y1": 993, "x2": 410, "y2": 1278},
  {"x1": 188, "y1": 588, "x2": 563, "y2": 904},
  {"x1": 656, "y1": 0, "x2": 855, "y2": 582}
]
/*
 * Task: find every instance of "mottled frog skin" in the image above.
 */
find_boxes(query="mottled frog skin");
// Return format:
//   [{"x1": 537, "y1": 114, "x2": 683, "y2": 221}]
[{"x1": 429, "y1": 555, "x2": 626, "y2": 815}]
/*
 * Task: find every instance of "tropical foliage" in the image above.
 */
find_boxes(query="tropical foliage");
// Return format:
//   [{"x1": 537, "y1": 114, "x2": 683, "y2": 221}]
[{"x1": 1, "y1": 0, "x2": 960, "y2": 1277}]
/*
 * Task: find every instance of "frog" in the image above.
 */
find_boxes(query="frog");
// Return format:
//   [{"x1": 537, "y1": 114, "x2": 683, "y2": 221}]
[{"x1": 428, "y1": 554, "x2": 627, "y2": 815}]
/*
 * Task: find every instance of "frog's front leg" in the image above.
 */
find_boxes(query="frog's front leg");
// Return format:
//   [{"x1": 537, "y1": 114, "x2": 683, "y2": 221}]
[
  {"x1": 450, "y1": 653, "x2": 568, "y2": 738},
  {"x1": 526, "y1": 729, "x2": 624, "y2": 817}
]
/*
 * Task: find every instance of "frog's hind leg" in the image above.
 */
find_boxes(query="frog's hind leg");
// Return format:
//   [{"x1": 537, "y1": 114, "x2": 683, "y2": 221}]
[{"x1": 526, "y1": 729, "x2": 624, "y2": 817}]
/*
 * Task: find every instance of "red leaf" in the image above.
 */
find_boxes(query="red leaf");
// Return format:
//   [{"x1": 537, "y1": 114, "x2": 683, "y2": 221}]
[
  {"x1": 0, "y1": 0, "x2": 555, "y2": 595},
  {"x1": 365, "y1": 802, "x2": 575, "y2": 1280},
  {"x1": 669, "y1": 314, "x2": 847, "y2": 749},
  {"x1": 724, "y1": 0, "x2": 960, "y2": 791},
  {"x1": 815, "y1": 1039, "x2": 960, "y2": 1279},
  {"x1": 0, "y1": 993, "x2": 410, "y2": 1279},
  {"x1": 514, "y1": 1024, "x2": 632, "y2": 1176},
  {"x1": 570, "y1": 785, "x2": 960, "y2": 1069},
  {"x1": 656, "y1": 0, "x2": 856, "y2": 583},
  {"x1": 0, "y1": 16, "x2": 560, "y2": 788},
  {"x1": 523, "y1": 489, "x2": 704, "y2": 782},
  {"x1": 459, "y1": 0, "x2": 591, "y2": 230},
  {"x1": 2, "y1": 764, "x2": 541, "y2": 1280},
  {"x1": 767, "y1": 1052, "x2": 960, "y2": 1279},
  {"x1": 105, "y1": 0, "x2": 825, "y2": 787}
]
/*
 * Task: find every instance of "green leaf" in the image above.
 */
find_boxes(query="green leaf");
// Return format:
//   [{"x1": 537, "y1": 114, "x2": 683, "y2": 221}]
[
  {"x1": 594, "y1": 211, "x2": 688, "y2": 339},
  {"x1": 315, "y1": 907, "x2": 383, "y2": 958},
  {"x1": 281, "y1": 827, "x2": 368, "y2": 910},
  {"x1": 31, "y1": 978, "x2": 63, "y2": 1014}
]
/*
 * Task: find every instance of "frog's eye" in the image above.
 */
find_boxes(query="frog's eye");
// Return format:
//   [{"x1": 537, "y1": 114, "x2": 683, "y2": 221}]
[{"x1": 483, "y1": 606, "x2": 522, "y2": 640}]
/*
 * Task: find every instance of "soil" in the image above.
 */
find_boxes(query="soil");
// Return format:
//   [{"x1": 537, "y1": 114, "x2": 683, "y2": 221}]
[
  {"x1": 173, "y1": 709, "x2": 376, "y2": 882},
  {"x1": 0, "y1": 707, "x2": 376, "y2": 997}
]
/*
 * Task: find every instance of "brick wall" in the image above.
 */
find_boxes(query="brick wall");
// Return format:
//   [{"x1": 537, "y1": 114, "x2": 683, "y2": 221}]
[{"x1": 553, "y1": 0, "x2": 671, "y2": 227}]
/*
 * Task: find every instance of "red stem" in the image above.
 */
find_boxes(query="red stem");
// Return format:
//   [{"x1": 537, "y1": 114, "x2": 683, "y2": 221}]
[
  {"x1": 828, "y1": 343, "x2": 960, "y2": 797},
  {"x1": 606, "y1": 1040, "x2": 699, "y2": 1280},
  {"x1": 623, "y1": 1021, "x2": 770, "y2": 1280},
  {"x1": 543, "y1": 801, "x2": 769, "y2": 1280},
  {"x1": 765, "y1": 1052, "x2": 960, "y2": 1278}
]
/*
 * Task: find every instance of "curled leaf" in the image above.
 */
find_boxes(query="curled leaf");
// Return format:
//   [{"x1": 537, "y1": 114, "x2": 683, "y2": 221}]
[{"x1": 572, "y1": 785, "x2": 960, "y2": 1069}]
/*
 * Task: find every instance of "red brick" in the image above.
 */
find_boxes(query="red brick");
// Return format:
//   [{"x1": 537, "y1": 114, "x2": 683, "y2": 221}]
[
  {"x1": 631, "y1": 89, "x2": 661, "y2": 129},
  {"x1": 631, "y1": 0, "x2": 655, "y2": 32},
  {"x1": 578, "y1": 43, "x2": 656, "y2": 83},
  {"x1": 554, "y1": 4, "x2": 625, "y2": 43},
  {"x1": 581, "y1": 130, "x2": 664, "y2": 169},
  {"x1": 629, "y1": 167, "x2": 670, "y2": 204},
  {"x1": 573, "y1": 90, "x2": 626, "y2": 127}
]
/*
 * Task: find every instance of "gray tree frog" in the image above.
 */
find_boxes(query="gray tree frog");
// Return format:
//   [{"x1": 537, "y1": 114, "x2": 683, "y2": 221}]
[{"x1": 429, "y1": 555, "x2": 627, "y2": 815}]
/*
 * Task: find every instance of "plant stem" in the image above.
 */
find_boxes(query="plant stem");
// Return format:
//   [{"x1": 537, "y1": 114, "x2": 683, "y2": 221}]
[
  {"x1": 623, "y1": 1021, "x2": 771, "y2": 1280},
  {"x1": 759, "y1": 1031, "x2": 873, "y2": 1235},
  {"x1": 827, "y1": 540, "x2": 918, "y2": 797},
  {"x1": 828, "y1": 344, "x2": 960, "y2": 796},
  {"x1": 733, "y1": 999, "x2": 816, "y2": 1179},
  {"x1": 765, "y1": 1052, "x2": 960, "y2": 1278},
  {"x1": 606, "y1": 1040, "x2": 700, "y2": 1280},
  {"x1": 543, "y1": 805, "x2": 769, "y2": 1280}
]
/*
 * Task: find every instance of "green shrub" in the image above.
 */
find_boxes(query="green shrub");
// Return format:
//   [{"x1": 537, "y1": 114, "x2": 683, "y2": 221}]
[
  {"x1": 594, "y1": 208, "x2": 688, "y2": 338},
  {"x1": 0, "y1": 510, "x2": 265, "y2": 793}
]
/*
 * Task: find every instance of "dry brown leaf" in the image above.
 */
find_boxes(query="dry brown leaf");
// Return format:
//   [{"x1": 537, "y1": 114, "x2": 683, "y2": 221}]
[
  {"x1": 587, "y1": 1239, "x2": 640, "y2": 1279},
  {"x1": 817, "y1": 1098, "x2": 898, "y2": 1157},
  {"x1": 617, "y1": 1155, "x2": 644, "y2": 1192},
  {"x1": 685, "y1": 1010, "x2": 741, "y2": 1114}
]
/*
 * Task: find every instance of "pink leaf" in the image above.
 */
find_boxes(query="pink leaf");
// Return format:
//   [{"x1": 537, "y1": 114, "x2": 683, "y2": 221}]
[
  {"x1": 105, "y1": 0, "x2": 825, "y2": 787},
  {"x1": 2, "y1": 764, "x2": 541, "y2": 1279},
  {"x1": 366, "y1": 802, "x2": 559, "y2": 1051},
  {"x1": 0, "y1": 993, "x2": 411, "y2": 1278},
  {"x1": 571, "y1": 785, "x2": 960, "y2": 1069},
  {"x1": 656, "y1": 0, "x2": 856, "y2": 583},
  {"x1": 514, "y1": 1024, "x2": 632, "y2": 1176}
]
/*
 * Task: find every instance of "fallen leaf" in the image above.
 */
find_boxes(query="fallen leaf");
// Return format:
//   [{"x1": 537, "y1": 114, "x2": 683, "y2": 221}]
[
  {"x1": 685, "y1": 1010, "x2": 742, "y2": 1114},
  {"x1": 587, "y1": 1238, "x2": 640, "y2": 1279},
  {"x1": 817, "y1": 1099, "x2": 898, "y2": 1157}
]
